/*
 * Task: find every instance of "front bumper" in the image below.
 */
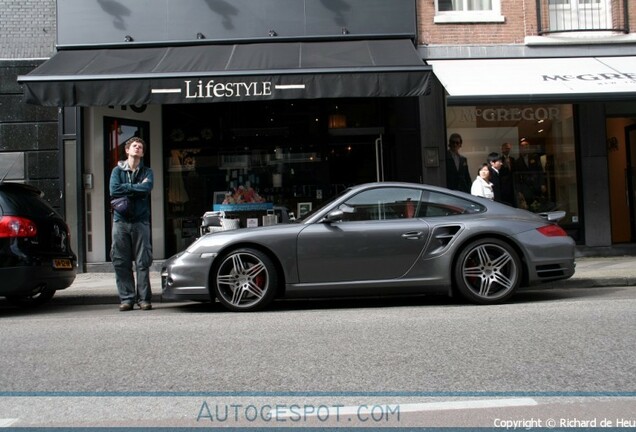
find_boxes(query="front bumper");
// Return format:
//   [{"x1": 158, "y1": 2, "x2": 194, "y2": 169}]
[{"x1": 161, "y1": 251, "x2": 215, "y2": 301}]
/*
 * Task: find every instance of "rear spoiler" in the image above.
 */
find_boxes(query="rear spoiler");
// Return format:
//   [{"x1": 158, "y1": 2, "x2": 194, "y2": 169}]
[{"x1": 538, "y1": 210, "x2": 566, "y2": 222}]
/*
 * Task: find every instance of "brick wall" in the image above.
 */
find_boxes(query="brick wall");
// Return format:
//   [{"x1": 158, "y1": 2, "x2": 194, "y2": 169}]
[
  {"x1": 418, "y1": 0, "x2": 535, "y2": 46},
  {"x1": 0, "y1": 0, "x2": 56, "y2": 58},
  {"x1": 418, "y1": 0, "x2": 636, "y2": 46}
]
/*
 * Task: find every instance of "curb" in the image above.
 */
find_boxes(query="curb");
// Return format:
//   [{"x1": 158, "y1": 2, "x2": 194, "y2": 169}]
[{"x1": 540, "y1": 277, "x2": 636, "y2": 290}]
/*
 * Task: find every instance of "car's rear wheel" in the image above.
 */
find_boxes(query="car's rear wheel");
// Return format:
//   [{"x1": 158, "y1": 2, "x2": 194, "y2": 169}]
[
  {"x1": 6, "y1": 285, "x2": 56, "y2": 307},
  {"x1": 212, "y1": 248, "x2": 278, "y2": 312},
  {"x1": 454, "y1": 238, "x2": 521, "y2": 304}
]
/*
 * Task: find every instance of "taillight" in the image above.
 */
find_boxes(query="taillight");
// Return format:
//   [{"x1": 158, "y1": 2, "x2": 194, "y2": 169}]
[
  {"x1": 0, "y1": 216, "x2": 38, "y2": 238},
  {"x1": 537, "y1": 224, "x2": 567, "y2": 237}
]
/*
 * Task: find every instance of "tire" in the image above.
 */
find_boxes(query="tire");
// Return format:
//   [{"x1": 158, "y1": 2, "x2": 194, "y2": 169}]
[
  {"x1": 6, "y1": 285, "x2": 56, "y2": 308},
  {"x1": 454, "y1": 238, "x2": 521, "y2": 305},
  {"x1": 212, "y1": 248, "x2": 278, "y2": 311}
]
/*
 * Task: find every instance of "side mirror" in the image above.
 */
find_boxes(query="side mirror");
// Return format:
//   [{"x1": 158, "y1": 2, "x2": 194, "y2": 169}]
[{"x1": 324, "y1": 210, "x2": 344, "y2": 223}]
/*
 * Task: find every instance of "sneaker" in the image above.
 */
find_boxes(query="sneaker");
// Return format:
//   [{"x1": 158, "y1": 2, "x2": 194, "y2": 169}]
[
  {"x1": 119, "y1": 303, "x2": 133, "y2": 312},
  {"x1": 140, "y1": 302, "x2": 152, "y2": 310}
]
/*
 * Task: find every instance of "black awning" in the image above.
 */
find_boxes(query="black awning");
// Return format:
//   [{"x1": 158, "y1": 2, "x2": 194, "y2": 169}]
[{"x1": 17, "y1": 39, "x2": 431, "y2": 106}]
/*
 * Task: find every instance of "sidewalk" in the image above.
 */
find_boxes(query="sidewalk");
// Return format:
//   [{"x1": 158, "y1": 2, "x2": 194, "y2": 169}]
[{"x1": 56, "y1": 256, "x2": 636, "y2": 304}]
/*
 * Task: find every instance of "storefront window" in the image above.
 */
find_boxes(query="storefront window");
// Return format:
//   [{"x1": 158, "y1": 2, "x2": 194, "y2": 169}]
[
  {"x1": 162, "y1": 98, "x2": 422, "y2": 255},
  {"x1": 445, "y1": 104, "x2": 579, "y2": 234}
]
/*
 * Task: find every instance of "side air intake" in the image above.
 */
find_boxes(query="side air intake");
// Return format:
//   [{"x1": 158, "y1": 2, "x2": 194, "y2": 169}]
[{"x1": 424, "y1": 225, "x2": 462, "y2": 256}]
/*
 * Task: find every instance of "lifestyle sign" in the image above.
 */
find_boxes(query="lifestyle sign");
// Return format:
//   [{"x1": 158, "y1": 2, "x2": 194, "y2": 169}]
[{"x1": 151, "y1": 78, "x2": 305, "y2": 101}]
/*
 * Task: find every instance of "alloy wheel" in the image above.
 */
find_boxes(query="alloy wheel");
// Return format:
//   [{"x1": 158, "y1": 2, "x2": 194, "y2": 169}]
[
  {"x1": 455, "y1": 239, "x2": 521, "y2": 304},
  {"x1": 214, "y1": 249, "x2": 277, "y2": 311}
]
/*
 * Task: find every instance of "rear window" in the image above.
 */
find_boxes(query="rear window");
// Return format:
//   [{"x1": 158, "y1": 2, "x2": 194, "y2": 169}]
[
  {"x1": 419, "y1": 190, "x2": 486, "y2": 217},
  {"x1": 0, "y1": 187, "x2": 56, "y2": 218}
]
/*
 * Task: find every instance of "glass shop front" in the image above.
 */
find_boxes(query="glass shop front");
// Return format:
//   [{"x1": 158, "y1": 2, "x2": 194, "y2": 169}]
[
  {"x1": 444, "y1": 104, "x2": 580, "y2": 239},
  {"x1": 161, "y1": 97, "x2": 423, "y2": 255}
]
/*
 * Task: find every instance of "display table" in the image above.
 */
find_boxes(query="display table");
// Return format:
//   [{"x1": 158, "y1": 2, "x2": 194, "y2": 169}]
[
  {"x1": 213, "y1": 203, "x2": 274, "y2": 212},
  {"x1": 212, "y1": 203, "x2": 274, "y2": 228}
]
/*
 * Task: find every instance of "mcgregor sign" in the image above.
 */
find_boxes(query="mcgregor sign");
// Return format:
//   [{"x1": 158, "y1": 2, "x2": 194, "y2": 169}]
[{"x1": 542, "y1": 72, "x2": 636, "y2": 82}]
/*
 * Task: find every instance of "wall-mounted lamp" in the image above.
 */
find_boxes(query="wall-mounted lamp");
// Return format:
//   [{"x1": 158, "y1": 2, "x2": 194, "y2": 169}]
[
  {"x1": 196, "y1": 32, "x2": 205, "y2": 39},
  {"x1": 124, "y1": 35, "x2": 133, "y2": 42},
  {"x1": 607, "y1": 136, "x2": 619, "y2": 152},
  {"x1": 268, "y1": 30, "x2": 277, "y2": 37}
]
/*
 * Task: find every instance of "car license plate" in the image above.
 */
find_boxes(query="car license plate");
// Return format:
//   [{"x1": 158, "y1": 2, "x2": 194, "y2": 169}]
[{"x1": 53, "y1": 259, "x2": 73, "y2": 269}]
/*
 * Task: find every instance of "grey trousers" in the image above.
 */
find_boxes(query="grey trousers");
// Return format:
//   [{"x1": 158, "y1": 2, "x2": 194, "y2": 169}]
[{"x1": 111, "y1": 221, "x2": 153, "y2": 304}]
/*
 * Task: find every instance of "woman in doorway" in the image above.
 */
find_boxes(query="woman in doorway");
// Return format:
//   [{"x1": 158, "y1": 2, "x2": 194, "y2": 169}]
[{"x1": 471, "y1": 163, "x2": 494, "y2": 200}]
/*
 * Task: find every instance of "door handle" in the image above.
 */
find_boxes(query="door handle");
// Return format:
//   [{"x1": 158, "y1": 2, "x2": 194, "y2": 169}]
[{"x1": 402, "y1": 231, "x2": 423, "y2": 240}]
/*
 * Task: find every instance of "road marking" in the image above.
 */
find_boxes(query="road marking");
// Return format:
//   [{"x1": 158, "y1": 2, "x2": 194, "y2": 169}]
[
  {"x1": 276, "y1": 398, "x2": 537, "y2": 417},
  {"x1": 0, "y1": 419, "x2": 19, "y2": 427},
  {"x1": 397, "y1": 398, "x2": 538, "y2": 412}
]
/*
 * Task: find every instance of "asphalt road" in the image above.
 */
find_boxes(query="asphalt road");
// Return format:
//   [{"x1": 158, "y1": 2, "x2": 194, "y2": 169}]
[{"x1": 0, "y1": 284, "x2": 634, "y2": 428}]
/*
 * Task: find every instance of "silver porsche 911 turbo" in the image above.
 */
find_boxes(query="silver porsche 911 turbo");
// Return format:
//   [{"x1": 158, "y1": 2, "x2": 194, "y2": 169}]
[{"x1": 162, "y1": 182, "x2": 575, "y2": 311}]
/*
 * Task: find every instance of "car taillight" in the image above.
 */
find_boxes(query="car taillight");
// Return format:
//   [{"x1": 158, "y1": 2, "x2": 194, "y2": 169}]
[
  {"x1": 537, "y1": 224, "x2": 567, "y2": 237},
  {"x1": 0, "y1": 216, "x2": 38, "y2": 238}
]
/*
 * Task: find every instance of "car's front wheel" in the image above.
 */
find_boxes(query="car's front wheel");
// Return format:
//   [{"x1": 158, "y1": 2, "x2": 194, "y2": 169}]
[
  {"x1": 454, "y1": 238, "x2": 521, "y2": 304},
  {"x1": 212, "y1": 248, "x2": 278, "y2": 311},
  {"x1": 6, "y1": 285, "x2": 56, "y2": 307}
]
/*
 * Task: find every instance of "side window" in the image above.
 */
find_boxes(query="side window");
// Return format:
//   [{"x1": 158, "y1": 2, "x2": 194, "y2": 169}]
[
  {"x1": 419, "y1": 190, "x2": 486, "y2": 217},
  {"x1": 337, "y1": 187, "x2": 485, "y2": 222},
  {"x1": 435, "y1": 0, "x2": 504, "y2": 23},
  {"x1": 338, "y1": 187, "x2": 422, "y2": 222}
]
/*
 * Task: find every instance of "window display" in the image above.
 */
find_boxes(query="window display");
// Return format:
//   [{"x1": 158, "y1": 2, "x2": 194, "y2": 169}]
[
  {"x1": 162, "y1": 97, "x2": 423, "y2": 256},
  {"x1": 445, "y1": 104, "x2": 579, "y2": 235}
]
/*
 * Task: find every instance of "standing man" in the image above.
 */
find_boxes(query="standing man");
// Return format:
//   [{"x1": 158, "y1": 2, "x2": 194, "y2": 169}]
[
  {"x1": 487, "y1": 152, "x2": 503, "y2": 202},
  {"x1": 446, "y1": 133, "x2": 471, "y2": 193},
  {"x1": 499, "y1": 142, "x2": 515, "y2": 206},
  {"x1": 489, "y1": 151, "x2": 515, "y2": 206},
  {"x1": 109, "y1": 137, "x2": 154, "y2": 311},
  {"x1": 514, "y1": 138, "x2": 544, "y2": 210},
  {"x1": 500, "y1": 142, "x2": 514, "y2": 171}
]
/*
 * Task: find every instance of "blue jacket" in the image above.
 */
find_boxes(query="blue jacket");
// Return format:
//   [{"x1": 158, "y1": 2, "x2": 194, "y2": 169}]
[{"x1": 109, "y1": 160, "x2": 154, "y2": 222}]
